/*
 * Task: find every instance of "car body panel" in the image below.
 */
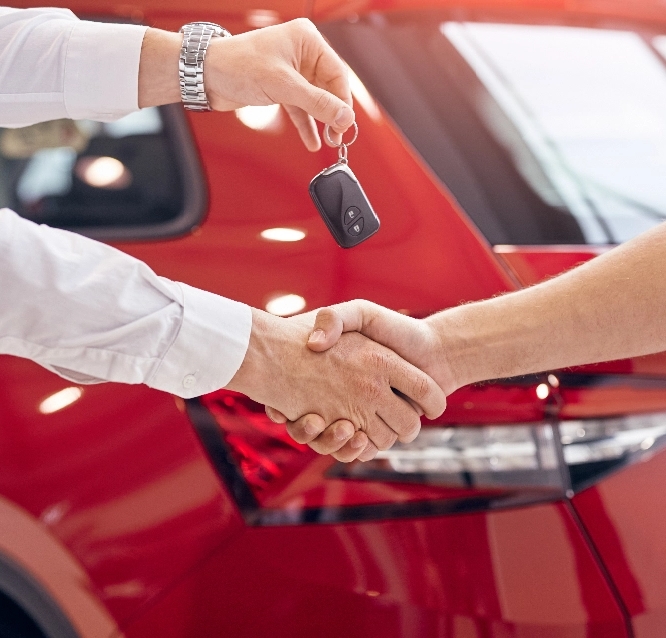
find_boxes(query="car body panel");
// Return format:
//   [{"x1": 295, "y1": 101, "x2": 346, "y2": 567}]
[
  {"x1": 111, "y1": 54, "x2": 516, "y2": 316},
  {"x1": 0, "y1": 355, "x2": 243, "y2": 624},
  {"x1": 123, "y1": 502, "x2": 627, "y2": 638},
  {"x1": 572, "y1": 448, "x2": 666, "y2": 637},
  {"x1": 2, "y1": 1, "x2": 666, "y2": 636}
]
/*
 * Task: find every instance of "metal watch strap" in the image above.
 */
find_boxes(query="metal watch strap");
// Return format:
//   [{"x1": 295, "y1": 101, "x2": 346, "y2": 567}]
[{"x1": 179, "y1": 22, "x2": 231, "y2": 112}]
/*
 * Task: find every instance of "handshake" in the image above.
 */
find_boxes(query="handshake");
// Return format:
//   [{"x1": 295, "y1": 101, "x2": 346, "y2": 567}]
[
  {"x1": 227, "y1": 299, "x2": 461, "y2": 463},
  {"x1": 226, "y1": 223, "x2": 666, "y2": 460}
]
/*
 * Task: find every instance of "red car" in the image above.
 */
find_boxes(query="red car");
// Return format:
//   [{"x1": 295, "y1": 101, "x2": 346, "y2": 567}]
[{"x1": 2, "y1": 0, "x2": 666, "y2": 636}]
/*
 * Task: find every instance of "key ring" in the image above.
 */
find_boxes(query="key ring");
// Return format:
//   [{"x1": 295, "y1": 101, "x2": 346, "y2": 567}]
[{"x1": 324, "y1": 121, "x2": 358, "y2": 164}]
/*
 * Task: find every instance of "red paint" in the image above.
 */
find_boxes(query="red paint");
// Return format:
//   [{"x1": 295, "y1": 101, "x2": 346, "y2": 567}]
[
  {"x1": 0, "y1": 0, "x2": 665, "y2": 636},
  {"x1": 124, "y1": 503, "x2": 627, "y2": 638},
  {"x1": 493, "y1": 245, "x2": 609, "y2": 287},
  {"x1": 572, "y1": 450, "x2": 666, "y2": 637}
]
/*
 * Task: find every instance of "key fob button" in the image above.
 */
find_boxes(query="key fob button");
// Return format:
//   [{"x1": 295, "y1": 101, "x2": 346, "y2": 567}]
[
  {"x1": 344, "y1": 206, "x2": 361, "y2": 226},
  {"x1": 347, "y1": 217, "x2": 364, "y2": 236}
]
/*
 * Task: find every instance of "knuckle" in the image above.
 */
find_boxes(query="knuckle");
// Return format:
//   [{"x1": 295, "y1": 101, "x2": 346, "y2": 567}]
[
  {"x1": 332, "y1": 449, "x2": 354, "y2": 463},
  {"x1": 367, "y1": 350, "x2": 390, "y2": 375},
  {"x1": 294, "y1": 17, "x2": 315, "y2": 30},
  {"x1": 312, "y1": 90, "x2": 334, "y2": 115},
  {"x1": 286, "y1": 427, "x2": 309, "y2": 445},
  {"x1": 410, "y1": 374, "x2": 431, "y2": 403},
  {"x1": 309, "y1": 439, "x2": 336, "y2": 455},
  {"x1": 397, "y1": 418, "x2": 421, "y2": 443},
  {"x1": 360, "y1": 376, "x2": 383, "y2": 403},
  {"x1": 374, "y1": 428, "x2": 398, "y2": 452}
]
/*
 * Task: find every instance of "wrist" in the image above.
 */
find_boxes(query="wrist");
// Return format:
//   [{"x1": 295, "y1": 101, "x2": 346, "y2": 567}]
[
  {"x1": 225, "y1": 308, "x2": 273, "y2": 400},
  {"x1": 424, "y1": 311, "x2": 469, "y2": 394},
  {"x1": 225, "y1": 309, "x2": 311, "y2": 412},
  {"x1": 138, "y1": 28, "x2": 182, "y2": 108}
]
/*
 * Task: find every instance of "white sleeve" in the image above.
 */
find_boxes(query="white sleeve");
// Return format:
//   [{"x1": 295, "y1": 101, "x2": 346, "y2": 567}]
[
  {"x1": 0, "y1": 208, "x2": 252, "y2": 398},
  {"x1": 0, "y1": 7, "x2": 148, "y2": 127}
]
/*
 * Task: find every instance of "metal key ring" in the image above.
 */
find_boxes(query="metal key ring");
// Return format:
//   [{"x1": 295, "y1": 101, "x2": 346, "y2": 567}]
[{"x1": 324, "y1": 121, "x2": 358, "y2": 148}]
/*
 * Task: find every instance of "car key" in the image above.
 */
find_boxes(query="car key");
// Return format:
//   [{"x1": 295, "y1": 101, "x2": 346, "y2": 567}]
[{"x1": 309, "y1": 123, "x2": 380, "y2": 248}]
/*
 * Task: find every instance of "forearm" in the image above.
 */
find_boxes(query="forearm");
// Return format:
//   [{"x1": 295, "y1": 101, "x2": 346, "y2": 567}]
[
  {"x1": 0, "y1": 8, "x2": 146, "y2": 127},
  {"x1": 137, "y1": 28, "x2": 182, "y2": 108},
  {"x1": 0, "y1": 208, "x2": 251, "y2": 397},
  {"x1": 431, "y1": 223, "x2": 666, "y2": 390}
]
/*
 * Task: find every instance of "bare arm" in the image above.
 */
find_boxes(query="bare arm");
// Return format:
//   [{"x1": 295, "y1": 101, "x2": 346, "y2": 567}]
[
  {"x1": 278, "y1": 222, "x2": 666, "y2": 458},
  {"x1": 138, "y1": 19, "x2": 354, "y2": 151},
  {"x1": 427, "y1": 222, "x2": 666, "y2": 389}
]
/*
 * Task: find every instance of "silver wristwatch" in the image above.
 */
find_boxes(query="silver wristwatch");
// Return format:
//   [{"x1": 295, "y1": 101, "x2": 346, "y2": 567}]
[{"x1": 179, "y1": 22, "x2": 231, "y2": 112}]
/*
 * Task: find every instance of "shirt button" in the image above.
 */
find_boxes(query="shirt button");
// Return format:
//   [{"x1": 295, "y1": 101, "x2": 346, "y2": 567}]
[{"x1": 183, "y1": 374, "x2": 196, "y2": 389}]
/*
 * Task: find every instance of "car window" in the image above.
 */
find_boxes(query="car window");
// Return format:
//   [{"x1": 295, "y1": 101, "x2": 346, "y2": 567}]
[
  {"x1": 322, "y1": 16, "x2": 666, "y2": 245},
  {"x1": 0, "y1": 105, "x2": 205, "y2": 241}
]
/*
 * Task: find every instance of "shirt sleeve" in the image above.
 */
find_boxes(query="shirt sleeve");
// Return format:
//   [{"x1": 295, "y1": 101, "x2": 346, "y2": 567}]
[
  {"x1": 0, "y1": 7, "x2": 147, "y2": 127},
  {"x1": 0, "y1": 208, "x2": 252, "y2": 398}
]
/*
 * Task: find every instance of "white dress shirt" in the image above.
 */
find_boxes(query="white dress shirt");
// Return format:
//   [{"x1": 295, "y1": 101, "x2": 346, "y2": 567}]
[{"x1": 0, "y1": 7, "x2": 252, "y2": 398}]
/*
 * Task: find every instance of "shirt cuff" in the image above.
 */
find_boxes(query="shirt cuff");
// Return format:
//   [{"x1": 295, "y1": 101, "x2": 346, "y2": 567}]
[
  {"x1": 147, "y1": 284, "x2": 252, "y2": 399},
  {"x1": 64, "y1": 21, "x2": 148, "y2": 121}
]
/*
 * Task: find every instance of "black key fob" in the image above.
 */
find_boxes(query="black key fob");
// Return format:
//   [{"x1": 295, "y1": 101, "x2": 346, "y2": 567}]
[{"x1": 309, "y1": 162, "x2": 380, "y2": 248}]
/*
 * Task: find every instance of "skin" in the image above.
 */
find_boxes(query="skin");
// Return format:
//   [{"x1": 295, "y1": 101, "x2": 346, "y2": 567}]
[
  {"x1": 135, "y1": 21, "x2": 450, "y2": 442},
  {"x1": 267, "y1": 222, "x2": 666, "y2": 461},
  {"x1": 226, "y1": 309, "x2": 447, "y2": 451},
  {"x1": 137, "y1": 19, "x2": 354, "y2": 150}
]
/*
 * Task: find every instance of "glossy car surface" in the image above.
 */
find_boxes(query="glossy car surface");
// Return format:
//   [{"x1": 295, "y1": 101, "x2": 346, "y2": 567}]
[{"x1": 2, "y1": 0, "x2": 666, "y2": 636}]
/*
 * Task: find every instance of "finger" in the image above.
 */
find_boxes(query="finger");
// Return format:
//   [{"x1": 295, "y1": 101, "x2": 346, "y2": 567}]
[
  {"x1": 387, "y1": 355, "x2": 448, "y2": 420},
  {"x1": 358, "y1": 440, "x2": 379, "y2": 462},
  {"x1": 297, "y1": 24, "x2": 353, "y2": 121},
  {"x1": 376, "y1": 393, "x2": 421, "y2": 445},
  {"x1": 286, "y1": 413, "x2": 327, "y2": 444},
  {"x1": 307, "y1": 300, "x2": 381, "y2": 352},
  {"x1": 266, "y1": 405, "x2": 287, "y2": 424},
  {"x1": 282, "y1": 69, "x2": 354, "y2": 131},
  {"x1": 393, "y1": 388, "x2": 425, "y2": 417},
  {"x1": 331, "y1": 430, "x2": 368, "y2": 463},
  {"x1": 325, "y1": 128, "x2": 343, "y2": 147},
  {"x1": 283, "y1": 104, "x2": 321, "y2": 152},
  {"x1": 307, "y1": 307, "x2": 344, "y2": 351},
  {"x1": 362, "y1": 413, "x2": 399, "y2": 452},
  {"x1": 308, "y1": 420, "x2": 356, "y2": 455}
]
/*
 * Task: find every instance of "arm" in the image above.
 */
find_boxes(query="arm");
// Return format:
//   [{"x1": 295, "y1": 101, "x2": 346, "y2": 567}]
[
  {"x1": 0, "y1": 208, "x2": 250, "y2": 398},
  {"x1": 0, "y1": 208, "x2": 446, "y2": 433},
  {"x1": 138, "y1": 20, "x2": 354, "y2": 150},
  {"x1": 0, "y1": 8, "x2": 353, "y2": 150},
  {"x1": 279, "y1": 222, "x2": 666, "y2": 456}
]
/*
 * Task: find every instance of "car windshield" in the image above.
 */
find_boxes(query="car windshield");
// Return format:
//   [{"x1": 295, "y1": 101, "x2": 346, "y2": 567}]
[{"x1": 323, "y1": 16, "x2": 666, "y2": 245}]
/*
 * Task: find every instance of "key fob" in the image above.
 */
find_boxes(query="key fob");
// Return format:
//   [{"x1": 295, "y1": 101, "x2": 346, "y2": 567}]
[{"x1": 309, "y1": 162, "x2": 380, "y2": 248}]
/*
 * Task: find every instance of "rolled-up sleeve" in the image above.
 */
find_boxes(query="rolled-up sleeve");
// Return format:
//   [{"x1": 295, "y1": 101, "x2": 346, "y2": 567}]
[
  {"x1": 0, "y1": 6, "x2": 147, "y2": 127},
  {"x1": 0, "y1": 208, "x2": 252, "y2": 398}
]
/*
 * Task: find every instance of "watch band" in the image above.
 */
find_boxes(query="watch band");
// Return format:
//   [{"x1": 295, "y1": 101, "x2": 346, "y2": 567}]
[{"x1": 179, "y1": 22, "x2": 231, "y2": 112}]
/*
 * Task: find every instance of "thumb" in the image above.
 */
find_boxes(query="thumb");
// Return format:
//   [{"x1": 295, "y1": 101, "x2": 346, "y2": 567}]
[
  {"x1": 307, "y1": 307, "x2": 344, "y2": 352},
  {"x1": 307, "y1": 300, "x2": 376, "y2": 352},
  {"x1": 286, "y1": 71, "x2": 354, "y2": 130}
]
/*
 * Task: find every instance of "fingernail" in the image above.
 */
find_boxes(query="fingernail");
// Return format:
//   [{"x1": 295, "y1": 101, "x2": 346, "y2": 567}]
[
  {"x1": 335, "y1": 423, "x2": 354, "y2": 441},
  {"x1": 350, "y1": 435, "x2": 365, "y2": 449},
  {"x1": 308, "y1": 329, "x2": 325, "y2": 344},
  {"x1": 335, "y1": 106, "x2": 353, "y2": 128},
  {"x1": 304, "y1": 418, "x2": 318, "y2": 436}
]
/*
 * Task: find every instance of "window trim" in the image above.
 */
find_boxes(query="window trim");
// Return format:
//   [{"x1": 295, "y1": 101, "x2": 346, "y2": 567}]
[{"x1": 62, "y1": 103, "x2": 208, "y2": 243}]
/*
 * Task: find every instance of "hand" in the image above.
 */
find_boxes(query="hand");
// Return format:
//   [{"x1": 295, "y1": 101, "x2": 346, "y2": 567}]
[
  {"x1": 137, "y1": 21, "x2": 354, "y2": 151},
  {"x1": 205, "y1": 19, "x2": 354, "y2": 150},
  {"x1": 266, "y1": 300, "x2": 457, "y2": 461},
  {"x1": 226, "y1": 308, "x2": 447, "y2": 455}
]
